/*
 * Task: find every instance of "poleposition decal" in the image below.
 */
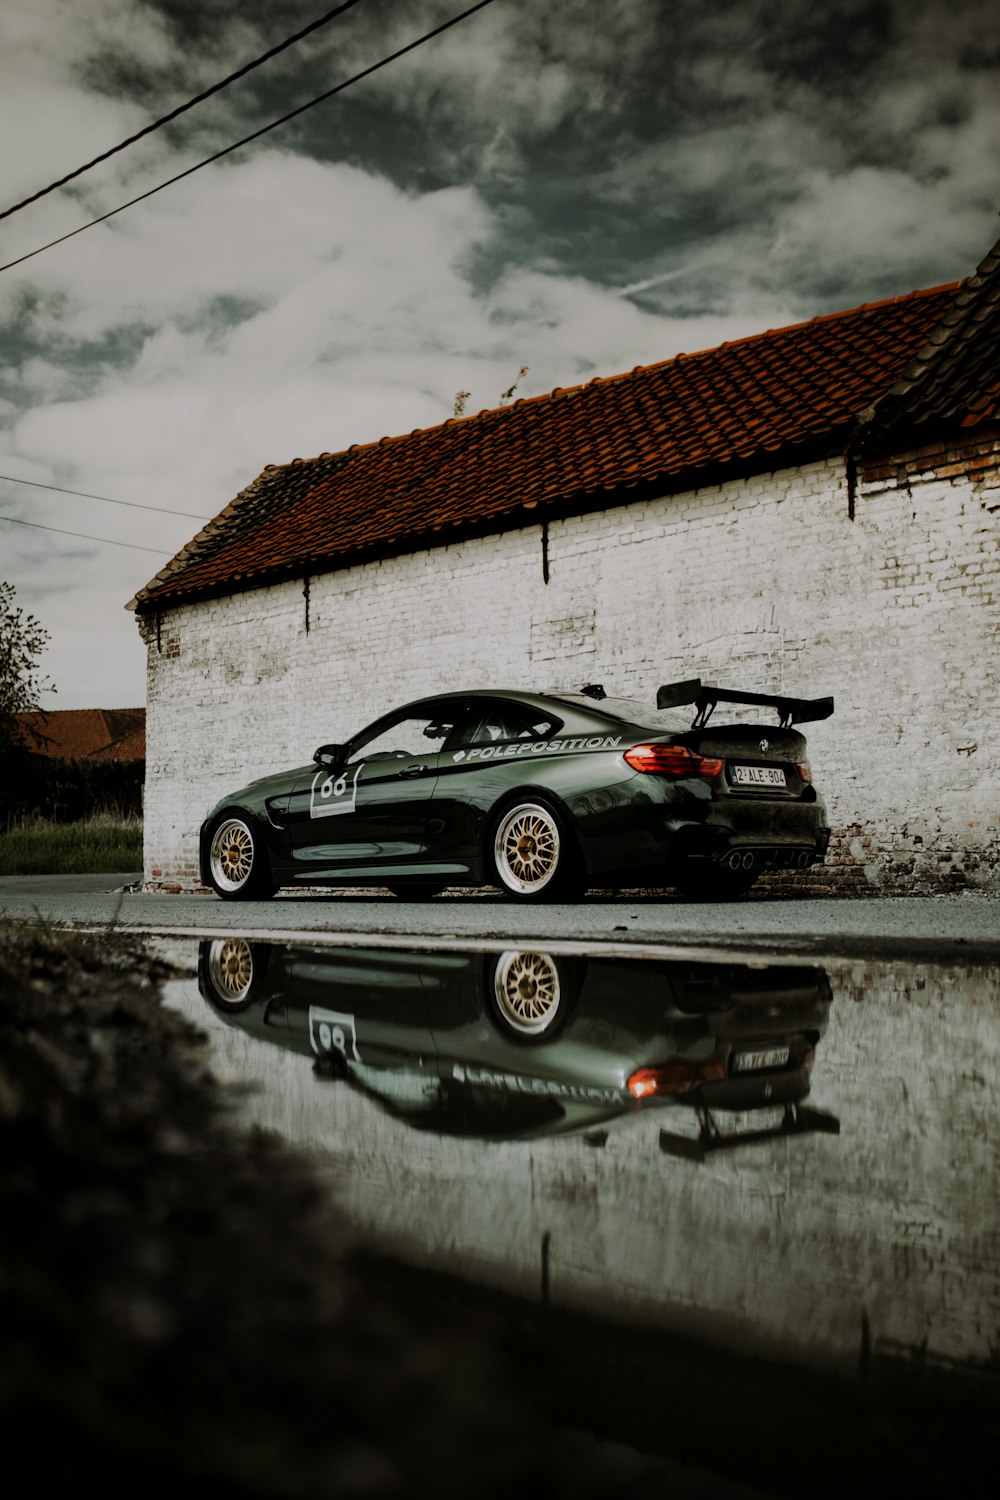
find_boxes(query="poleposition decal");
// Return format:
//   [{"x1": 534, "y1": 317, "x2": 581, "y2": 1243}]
[{"x1": 459, "y1": 735, "x2": 622, "y2": 764}]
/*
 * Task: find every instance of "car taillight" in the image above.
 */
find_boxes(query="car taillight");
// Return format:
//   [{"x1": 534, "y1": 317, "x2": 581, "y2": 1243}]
[
  {"x1": 623, "y1": 744, "x2": 723, "y2": 778},
  {"x1": 627, "y1": 1060, "x2": 727, "y2": 1098},
  {"x1": 795, "y1": 761, "x2": 812, "y2": 784}
]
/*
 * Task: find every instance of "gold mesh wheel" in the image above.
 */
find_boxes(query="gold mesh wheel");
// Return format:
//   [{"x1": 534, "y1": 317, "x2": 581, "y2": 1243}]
[
  {"x1": 206, "y1": 938, "x2": 254, "y2": 1005},
  {"x1": 493, "y1": 950, "x2": 562, "y2": 1036},
  {"x1": 209, "y1": 817, "x2": 256, "y2": 894},
  {"x1": 493, "y1": 802, "x2": 561, "y2": 896}
]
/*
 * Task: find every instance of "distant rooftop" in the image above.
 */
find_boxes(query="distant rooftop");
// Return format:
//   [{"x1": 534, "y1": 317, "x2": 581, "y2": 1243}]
[{"x1": 14, "y1": 708, "x2": 146, "y2": 762}]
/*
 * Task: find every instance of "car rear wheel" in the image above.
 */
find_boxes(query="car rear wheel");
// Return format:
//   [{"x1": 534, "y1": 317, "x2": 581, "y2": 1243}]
[
  {"x1": 489, "y1": 798, "x2": 585, "y2": 901},
  {"x1": 487, "y1": 949, "x2": 581, "y2": 1041},
  {"x1": 207, "y1": 814, "x2": 278, "y2": 900},
  {"x1": 673, "y1": 859, "x2": 758, "y2": 901}
]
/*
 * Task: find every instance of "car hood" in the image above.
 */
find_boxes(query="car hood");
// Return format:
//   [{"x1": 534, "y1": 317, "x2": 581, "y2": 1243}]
[{"x1": 203, "y1": 764, "x2": 313, "y2": 823}]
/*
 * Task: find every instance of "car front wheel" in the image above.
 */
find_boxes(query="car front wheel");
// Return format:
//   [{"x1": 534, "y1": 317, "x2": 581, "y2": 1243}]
[
  {"x1": 199, "y1": 936, "x2": 271, "y2": 1010},
  {"x1": 489, "y1": 798, "x2": 585, "y2": 901},
  {"x1": 207, "y1": 814, "x2": 278, "y2": 900}
]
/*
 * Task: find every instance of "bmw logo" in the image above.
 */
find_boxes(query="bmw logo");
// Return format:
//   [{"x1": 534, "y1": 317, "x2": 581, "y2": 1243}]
[{"x1": 759, "y1": 738, "x2": 770, "y2": 753}]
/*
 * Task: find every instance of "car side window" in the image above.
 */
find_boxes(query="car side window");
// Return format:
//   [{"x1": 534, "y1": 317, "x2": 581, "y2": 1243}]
[
  {"x1": 456, "y1": 704, "x2": 559, "y2": 748},
  {"x1": 347, "y1": 712, "x2": 459, "y2": 765}
]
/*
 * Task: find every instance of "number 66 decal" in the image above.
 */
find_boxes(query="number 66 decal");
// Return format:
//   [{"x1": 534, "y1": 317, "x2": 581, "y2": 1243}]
[
  {"x1": 310, "y1": 762, "x2": 362, "y2": 819},
  {"x1": 309, "y1": 1007, "x2": 360, "y2": 1060}
]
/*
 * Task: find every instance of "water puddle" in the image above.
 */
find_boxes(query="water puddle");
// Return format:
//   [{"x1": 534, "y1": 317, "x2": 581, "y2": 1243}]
[{"x1": 160, "y1": 935, "x2": 999, "y2": 1385}]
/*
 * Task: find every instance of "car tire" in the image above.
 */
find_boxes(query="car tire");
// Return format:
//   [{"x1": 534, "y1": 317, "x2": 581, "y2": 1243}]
[
  {"x1": 489, "y1": 797, "x2": 586, "y2": 902},
  {"x1": 198, "y1": 936, "x2": 271, "y2": 1012},
  {"x1": 486, "y1": 949, "x2": 581, "y2": 1042},
  {"x1": 206, "y1": 813, "x2": 278, "y2": 901},
  {"x1": 673, "y1": 860, "x2": 759, "y2": 901}
]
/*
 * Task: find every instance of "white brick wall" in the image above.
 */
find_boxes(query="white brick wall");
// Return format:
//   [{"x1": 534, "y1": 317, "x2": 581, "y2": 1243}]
[{"x1": 142, "y1": 446, "x2": 1000, "y2": 891}]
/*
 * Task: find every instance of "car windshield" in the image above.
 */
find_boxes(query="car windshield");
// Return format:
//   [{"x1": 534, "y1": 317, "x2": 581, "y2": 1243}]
[{"x1": 549, "y1": 693, "x2": 693, "y2": 732}]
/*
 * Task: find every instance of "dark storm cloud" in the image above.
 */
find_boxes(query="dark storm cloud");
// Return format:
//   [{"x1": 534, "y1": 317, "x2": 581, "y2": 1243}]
[
  {"x1": 84, "y1": 0, "x2": 995, "y2": 312},
  {"x1": 0, "y1": 0, "x2": 997, "y2": 704},
  {"x1": 28, "y1": 0, "x2": 998, "y2": 311}
]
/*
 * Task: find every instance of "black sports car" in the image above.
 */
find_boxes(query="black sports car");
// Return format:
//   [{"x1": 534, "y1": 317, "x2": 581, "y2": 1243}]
[
  {"x1": 198, "y1": 937, "x2": 837, "y2": 1146},
  {"x1": 200, "y1": 679, "x2": 833, "y2": 902}
]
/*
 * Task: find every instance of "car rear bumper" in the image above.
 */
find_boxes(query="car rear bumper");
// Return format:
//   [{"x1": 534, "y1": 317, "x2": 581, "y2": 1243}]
[
  {"x1": 574, "y1": 779, "x2": 831, "y2": 882},
  {"x1": 669, "y1": 800, "x2": 831, "y2": 866},
  {"x1": 698, "y1": 1067, "x2": 813, "y2": 1111}
]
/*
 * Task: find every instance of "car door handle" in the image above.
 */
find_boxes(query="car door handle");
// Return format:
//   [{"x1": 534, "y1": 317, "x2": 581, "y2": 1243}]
[{"x1": 398, "y1": 764, "x2": 428, "y2": 778}]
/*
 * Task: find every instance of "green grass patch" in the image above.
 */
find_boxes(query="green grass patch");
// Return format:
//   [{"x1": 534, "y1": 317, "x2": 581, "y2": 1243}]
[{"x1": 0, "y1": 813, "x2": 143, "y2": 876}]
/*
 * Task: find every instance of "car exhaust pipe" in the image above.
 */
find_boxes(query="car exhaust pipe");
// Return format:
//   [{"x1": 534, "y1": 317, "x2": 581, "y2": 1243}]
[
  {"x1": 722, "y1": 850, "x2": 758, "y2": 872},
  {"x1": 797, "y1": 850, "x2": 811, "y2": 869}
]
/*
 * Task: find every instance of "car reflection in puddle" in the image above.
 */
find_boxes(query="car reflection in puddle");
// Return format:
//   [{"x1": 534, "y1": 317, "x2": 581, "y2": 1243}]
[{"x1": 198, "y1": 937, "x2": 839, "y2": 1149}]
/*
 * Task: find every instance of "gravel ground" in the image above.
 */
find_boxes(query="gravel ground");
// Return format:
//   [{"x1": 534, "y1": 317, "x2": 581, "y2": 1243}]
[{"x1": 2, "y1": 924, "x2": 996, "y2": 1498}]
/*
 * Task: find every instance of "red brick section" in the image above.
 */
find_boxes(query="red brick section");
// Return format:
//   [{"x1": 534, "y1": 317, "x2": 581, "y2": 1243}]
[
  {"x1": 861, "y1": 432, "x2": 1000, "y2": 493},
  {"x1": 131, "y1": 282, "x2": 962, "y2": 614},
  {"x1": 13, "y1": 709, "x2": 146, "y2": 761}
]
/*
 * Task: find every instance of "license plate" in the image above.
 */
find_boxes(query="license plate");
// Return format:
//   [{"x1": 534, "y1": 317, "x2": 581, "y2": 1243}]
[
  {"x1": 732, "y1": 764, "x2": 786, "y2": 788},
  {"x1": 732, "y1": 1046, "x2": 790, "y2": 1072}
]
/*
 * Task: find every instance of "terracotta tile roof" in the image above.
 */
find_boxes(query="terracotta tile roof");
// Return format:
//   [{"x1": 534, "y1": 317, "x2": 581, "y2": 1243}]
[
  {"x1": 868, "y1": 233, "x2": 1000, "y2": 433},
  {"x1": 14, "y1": 709, "x2": 146, "y2": 762},
  {"x1": 90, "y1": 724, "x2": 147, "y2": 763},
  {"x1": 129, "y1": 279, "x2": 969, "y2": 614}
]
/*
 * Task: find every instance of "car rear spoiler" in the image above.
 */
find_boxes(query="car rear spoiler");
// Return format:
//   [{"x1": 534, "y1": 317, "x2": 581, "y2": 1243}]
[
  {"x1": 658, "y1": 1104, "x2": 841, "y2": 1162},
  {"x1": 656, "y1": 678, "x2": 834, "y2": 729}
]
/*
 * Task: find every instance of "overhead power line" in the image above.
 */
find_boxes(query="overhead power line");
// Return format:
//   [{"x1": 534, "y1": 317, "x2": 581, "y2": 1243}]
[
  {"x1": 0, "y1": 0, "x2": 500, "y2": 277},
  {"x1": 0, "y1": 0, "x2": 367, "y2": 225},
  {"x1": 0, "y1": 471, "x2": 211, "y2": 519},
  {"x1": 0, "y1": 513, "x2": 172, "y2": 554}
]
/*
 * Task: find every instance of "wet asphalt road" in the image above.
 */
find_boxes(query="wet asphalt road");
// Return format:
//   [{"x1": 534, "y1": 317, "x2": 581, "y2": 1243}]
[{"x1": 1, "y1": 872, "x2": 998, "y2": 963}]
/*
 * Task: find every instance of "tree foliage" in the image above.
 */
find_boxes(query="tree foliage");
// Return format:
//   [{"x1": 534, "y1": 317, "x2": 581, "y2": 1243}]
[{"x1": 0, "y1": 580, "x2": 56, "y2": 751}]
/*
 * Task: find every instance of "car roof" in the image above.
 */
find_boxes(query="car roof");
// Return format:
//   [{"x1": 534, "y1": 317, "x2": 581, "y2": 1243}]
[
  {"x1": 398, "y1": 686, "x2": 634, "y2": 713},
  {"x1": 391, "y1": 688, "x2": 650, "y2": 728}
]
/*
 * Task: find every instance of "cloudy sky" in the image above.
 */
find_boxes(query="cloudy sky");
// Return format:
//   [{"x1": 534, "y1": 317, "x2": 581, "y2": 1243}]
[{"x1": 1, "y1": 0, "x2": 998, "y2": 708}]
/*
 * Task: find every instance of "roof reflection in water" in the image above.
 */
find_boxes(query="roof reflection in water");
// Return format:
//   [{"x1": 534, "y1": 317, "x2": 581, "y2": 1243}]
[
  {"x1": 198, "y1": 937, "x2": 837, "y2": 1146},
  {"x1": 163, "y1": 938, "x2": 998, "y2": 1382}
]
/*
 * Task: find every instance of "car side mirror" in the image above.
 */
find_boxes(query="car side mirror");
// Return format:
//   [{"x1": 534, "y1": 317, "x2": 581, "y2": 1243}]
[{"x1": 313, "y1": 743, "x2": 344, "y2": 768}]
